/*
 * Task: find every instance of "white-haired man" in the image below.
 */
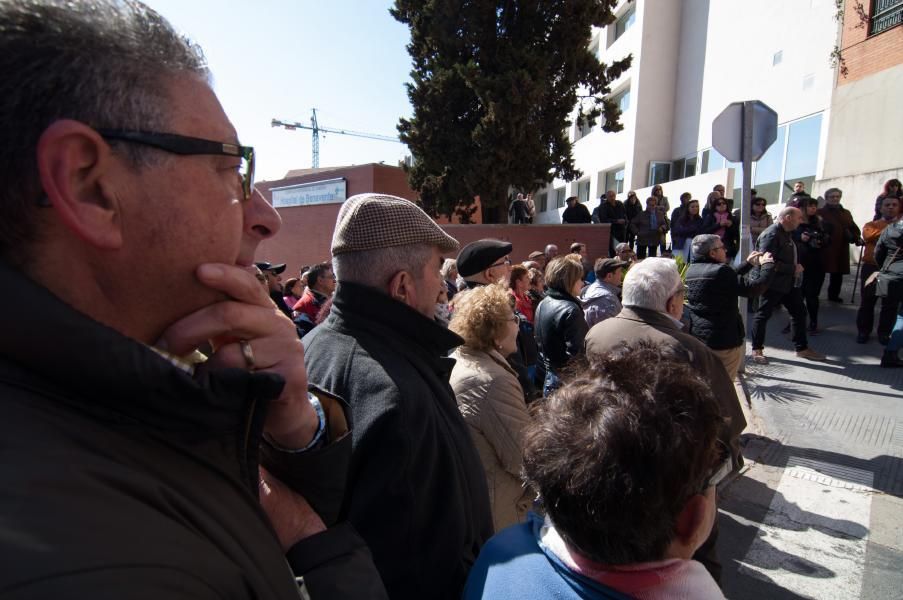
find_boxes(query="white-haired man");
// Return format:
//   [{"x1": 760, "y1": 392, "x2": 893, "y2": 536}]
[
  {"x1": 584, "y1": 258, "x2": 746, "y2": 585},
  {"x1": 303, "y1": 194, "x2": 493, "y2": 598}
]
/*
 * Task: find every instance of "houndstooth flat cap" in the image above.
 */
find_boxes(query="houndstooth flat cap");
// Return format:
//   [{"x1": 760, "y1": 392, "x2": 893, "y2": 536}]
[{"x1": 331, "y1": 193, "x2": 460, "y2": 256}]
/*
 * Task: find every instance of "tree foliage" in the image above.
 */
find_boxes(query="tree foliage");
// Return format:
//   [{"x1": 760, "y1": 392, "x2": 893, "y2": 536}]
[{"x1": 392, "y1": 0, "x2": 631, "y2": 223}]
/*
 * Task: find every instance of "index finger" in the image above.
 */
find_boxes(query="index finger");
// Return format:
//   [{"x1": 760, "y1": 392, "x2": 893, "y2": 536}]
[{"x1": 197, "y1": 263, "x2": 272, "y2": 308}]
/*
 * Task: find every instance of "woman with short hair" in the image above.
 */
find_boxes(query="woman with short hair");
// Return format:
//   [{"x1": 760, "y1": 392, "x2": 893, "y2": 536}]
[{"x1": 449, "y1": 284, "x2": 532, "y2": 529}]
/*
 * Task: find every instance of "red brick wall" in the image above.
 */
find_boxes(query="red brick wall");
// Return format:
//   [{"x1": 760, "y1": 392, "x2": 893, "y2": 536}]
[{"x1": 838, "y1": 0, "x2": 903, "y2": 85}]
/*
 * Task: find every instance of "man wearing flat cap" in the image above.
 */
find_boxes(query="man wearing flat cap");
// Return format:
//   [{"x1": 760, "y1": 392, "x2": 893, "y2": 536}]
[
  {"x1": 580, "y1": 258, "x2": 627, "y2": 328},
  {"x1": 458, "y1": 239, "x2": 513, "y2": 288},
  {"x1": 303, "y1": 193, "x2": 493, "y2": 599}
]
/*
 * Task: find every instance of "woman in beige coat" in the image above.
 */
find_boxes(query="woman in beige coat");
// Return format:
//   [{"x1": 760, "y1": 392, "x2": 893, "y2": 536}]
[{"x1": 450, "y1": 284, "x2": 533, "y2": 530}]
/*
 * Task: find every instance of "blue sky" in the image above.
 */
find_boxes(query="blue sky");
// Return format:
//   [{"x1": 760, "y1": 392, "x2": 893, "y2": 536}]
[{"x1": 145, "y1": 0, "x2": 414, "y2": 182}]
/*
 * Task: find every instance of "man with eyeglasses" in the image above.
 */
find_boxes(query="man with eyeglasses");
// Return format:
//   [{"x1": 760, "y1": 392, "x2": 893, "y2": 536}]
[
  {"x1": 465, "y1": 343, "x2": 730, "y2": 599},
  {"x1": 0, "y1": 1, "x2": 384, "y2": 598},
  {"x1": 585, "y1": 258, "x2": 745, "y2": 585},
  {"x1": 292, "y1": 261, "x2": 336, "y2": 336}
]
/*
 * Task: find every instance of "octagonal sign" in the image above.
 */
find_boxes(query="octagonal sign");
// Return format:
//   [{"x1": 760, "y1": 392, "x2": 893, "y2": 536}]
[{"x1": 712, "y1": 101, "x2": 778, "y2": 163}]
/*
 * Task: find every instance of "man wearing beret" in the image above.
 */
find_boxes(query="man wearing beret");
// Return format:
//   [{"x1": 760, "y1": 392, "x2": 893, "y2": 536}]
[
  {"x1": 458, "y1": 239, "x2": 513, "y2": 288},
  {"x1": 303, "y1": 194, "x2": 493, "y2": 599}
]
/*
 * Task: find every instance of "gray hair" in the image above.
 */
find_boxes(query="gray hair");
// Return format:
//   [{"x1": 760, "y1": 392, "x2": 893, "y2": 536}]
[
  {"x1": 0, "y1": 0, "x2": 209, "y2": 261},
  {"x1": 691, "y1": 234, "x2": 721, "y2": 261},
  {"x1": 621, "y1": 258, "x2": 682, "y2": 312},
  {"x1": 440, "y1": 258, "x2": 457, "y2": 279},
  {"x1": 333, "y1": 243, "x2": 434, "y2": 290},
  {"x1": 824, "y1": 187, "x2": 842, "y2": 198}
]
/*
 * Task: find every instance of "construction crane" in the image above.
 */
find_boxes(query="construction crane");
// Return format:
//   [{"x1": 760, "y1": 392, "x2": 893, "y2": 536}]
[{"x1": 271, "y1": 109, "x2": 399, "y2": 169}]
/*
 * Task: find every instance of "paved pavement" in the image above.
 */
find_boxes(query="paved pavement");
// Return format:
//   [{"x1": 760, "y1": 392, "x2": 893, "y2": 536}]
[{"x1": 717, "y1": 282, "x2": 903, "y2": 600}]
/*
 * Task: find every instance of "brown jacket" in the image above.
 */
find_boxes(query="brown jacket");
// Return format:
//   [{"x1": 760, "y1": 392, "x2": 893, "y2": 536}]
[
  {"x1": 451, "y1": 346, "x2": 533, "y2": 531},
  {"x1": 584, "y1": 306, "x2": 747, "y2": 470},
  {"x1": 817, "y1": 204, "x2": 860, "y2": 274},
  {"x1": 863, "y1": 219, "x2": 893, "y2": 266}
]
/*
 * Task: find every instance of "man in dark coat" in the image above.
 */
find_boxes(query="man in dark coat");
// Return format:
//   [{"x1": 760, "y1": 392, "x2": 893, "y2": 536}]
[
  {"x1": 593, "y1": 190, "x2": 628, "y2": 256},
  {"x1": 304, "y1": 194, "x2": 493, "y2": 599},
  {"x1": 817, "y1": 188, "x2": 862, "y2": 302},
  {"x1": 750, "y1": 208, "x2": 826, "y2": 364},
  {"x1": 0, "y1": 2, "x2": 384, "y2": 598},
  {"x1": 562, "y1": 195, "x2": 592, "y2": 223},
  {"x1": 686, "y1": 234, "x2": 774, "y2": 387}
]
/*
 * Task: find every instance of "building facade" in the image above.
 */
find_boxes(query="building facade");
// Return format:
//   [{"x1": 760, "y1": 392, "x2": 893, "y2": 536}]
[{"x1": 533, "y1": 0, "x2": 901, "y2": 230}]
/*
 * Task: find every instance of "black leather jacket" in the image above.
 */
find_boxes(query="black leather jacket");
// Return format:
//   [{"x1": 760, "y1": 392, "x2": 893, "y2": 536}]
[{"x1": 533, "y1": 288, "x2": 589, "y2": 374}]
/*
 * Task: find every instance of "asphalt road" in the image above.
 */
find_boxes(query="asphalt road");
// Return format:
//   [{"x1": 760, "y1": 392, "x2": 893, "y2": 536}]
[{"x1": 717, "y1": 283, "x2": 903, "y2": 600}]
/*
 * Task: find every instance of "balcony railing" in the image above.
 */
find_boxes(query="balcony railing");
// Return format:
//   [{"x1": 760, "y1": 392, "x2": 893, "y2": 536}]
[{"x1": 871, "y1": 0, "x2": 903, "y2": 35}]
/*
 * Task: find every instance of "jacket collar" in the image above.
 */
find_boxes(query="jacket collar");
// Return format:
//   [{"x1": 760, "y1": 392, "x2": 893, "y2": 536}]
[
  {"x1": 328, "y1": 281, "x2": 463, "y2": 356},
  {"x1": 546, "y1": 287, "x2": 581, "y2": 305},
  {"x1": 618, "y1": 305, "x2": 683, "y2": 332},
  {"x1": 0, "y1": 261, "x2": 282, "y2": 437}
]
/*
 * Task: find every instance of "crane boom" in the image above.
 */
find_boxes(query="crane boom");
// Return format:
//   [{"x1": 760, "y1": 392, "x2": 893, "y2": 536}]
[{"x1": 271, "y1": 110, "x2": 398, "y2": 168}]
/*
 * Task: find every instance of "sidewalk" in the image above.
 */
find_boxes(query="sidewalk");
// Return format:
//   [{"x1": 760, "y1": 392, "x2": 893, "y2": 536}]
[{"x1": 717, "y1": 282, "x2": 903, "y2": 599}]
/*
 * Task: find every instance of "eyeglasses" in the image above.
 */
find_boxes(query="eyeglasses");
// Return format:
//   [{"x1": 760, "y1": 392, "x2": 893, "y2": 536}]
[
  {"x1": 700, "y1": 451, "x2": 732, "y2": 493},
  {"x1": 97, "y1": 129, "x2": 255, "y2": 202},
  {"x1": 490, "y1": 258, "x2": 512, "y2": 268}
]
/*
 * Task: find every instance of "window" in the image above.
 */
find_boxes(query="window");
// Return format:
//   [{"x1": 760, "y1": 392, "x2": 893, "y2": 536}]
[
  {"x1": 772, "y1": 50, "x2": 783, "y2": 66},
  {"x1": 802, "y1": 73, "x2": 815, "y2": 91},
  {"x1": 575, "y1": 114, "x2": 593, "y2": 141},
  {"x1": 612, "y1": 87, "x2": 631, "y2": 114},
  {"x1": 614, "y1": 5, "x2": 636, "y2": 42},
  {"x1": 604, "y1": 168, "x2": 625, "y2": 194},
  {"x1": 871, "y1": 0, "x2": 903, "y2": 35},
  {"x1": 701, "y1": 148, "x2": 726, "y2": 174},
  {"x1": 782, "y1": 113, "x2": 823, "y2": 203},
  {"x1": 685, "y1": 156, "x2": 697, "y2": 178},
  {"x1": 578, "y1": 179, "x2": 591, "y2": 203},
  {"x1": 555, "y1": 187, "x2": 566, "y2": 208},
  {"x1": 538, "y1": 192, "x2": 548, "y2": 213},
  {"x1": 648, "y1": 162, "x2": 671, "y2": 186},
  {"x1": 727, "y1": 161, "x2": 744, "y2": 202},
  {"x1": 752, "y1": 125, "x2": 787, "y2": 205},
  {"x1": 671, "y1": 158, "x2": 686, "y2": 181}
]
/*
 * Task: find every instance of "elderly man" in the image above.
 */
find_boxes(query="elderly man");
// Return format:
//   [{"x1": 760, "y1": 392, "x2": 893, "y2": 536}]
[
  {"x1": 593, "y1": 190, "x2": 628, "y2": 256},
  {"x1": 465, "y1": 344, "x2": 729, "y2": 599},
  {"x1": 544, "y1": 243, "x2": 560, "y2": 264},
  {"x1": 751, "y1": 207, "x2": 826, "y2": 364},
  {"x1": 255, "y1": 260, "x2": 292, "y2": 317},
  {"x1": 0, "y1": 1, "x2": 383, "y2": 598},
  {"x1": 817, "y1": 187, "x2": 862, "y2": 303},
  {"x1": 686, "y1": 235, "x2": 774, "y2": 386},
  {"x1": 458, "y1": 239, "x2": 513, "y2": 288},
  {"x1": 580, "y1": 258, "x2": 627, "y2": 328},
  {"x1": 562, "y1": 195, "x2": 592, "y2": 224},
  {"x1": 303, "y1": 194, "x2": 493, "y2": 598},
  {"x1": 584, "y1": 259, "x2": 745, "y2": 584}
]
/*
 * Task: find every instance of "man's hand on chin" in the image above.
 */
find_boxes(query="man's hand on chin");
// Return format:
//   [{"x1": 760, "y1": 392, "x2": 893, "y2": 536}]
[{"x1": 155, "y1": 262, "x2": 318, "y2": 450}]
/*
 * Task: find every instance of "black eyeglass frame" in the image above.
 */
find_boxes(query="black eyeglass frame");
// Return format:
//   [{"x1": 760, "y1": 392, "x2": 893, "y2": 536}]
[{"x1": 97, "y1": 129, "x2": 255, "y2": 201}]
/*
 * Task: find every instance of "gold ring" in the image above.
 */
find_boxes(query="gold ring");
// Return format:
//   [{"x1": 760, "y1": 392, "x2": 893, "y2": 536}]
[{"x1": 239, "y1": 339, "x2": 256, "y2": 370}]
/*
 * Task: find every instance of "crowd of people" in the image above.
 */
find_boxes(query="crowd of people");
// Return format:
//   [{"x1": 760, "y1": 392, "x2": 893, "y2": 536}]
[{"x1": 2, "y1": 3, "x2": 902, "y2": 600}]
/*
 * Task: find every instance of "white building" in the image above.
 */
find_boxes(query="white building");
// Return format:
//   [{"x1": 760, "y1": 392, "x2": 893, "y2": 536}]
[{"x1": 533, "y1": 0, "x2": 900, "y2": 228}]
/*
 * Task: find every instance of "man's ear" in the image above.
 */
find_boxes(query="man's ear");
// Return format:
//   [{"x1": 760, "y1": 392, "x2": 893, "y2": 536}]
[
  {"x1": 387, "y1": 269, "x2": 416, "y2": 308},
  {"x1": 670, "y1": 492, "x2": 712, "y2": 559},
  {"x1": 36, "y1": 119, "x2": 123, "y2": 249}
]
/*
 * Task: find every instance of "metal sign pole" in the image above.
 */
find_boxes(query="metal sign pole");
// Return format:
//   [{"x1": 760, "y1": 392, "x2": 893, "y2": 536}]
[{"x1": 739, "y1": 102, "x2": 754, "y2": 368}]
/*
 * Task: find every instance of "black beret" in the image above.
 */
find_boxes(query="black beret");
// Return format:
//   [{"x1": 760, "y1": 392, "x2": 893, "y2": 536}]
[{"x1": 456, "y1": 239, "x2": 513, "y2": 277}]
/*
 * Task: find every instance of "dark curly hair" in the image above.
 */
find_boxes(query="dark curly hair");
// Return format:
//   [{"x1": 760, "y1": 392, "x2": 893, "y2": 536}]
[{"x1": 523, "y1": 342, "x2": 723, "y2": 564}]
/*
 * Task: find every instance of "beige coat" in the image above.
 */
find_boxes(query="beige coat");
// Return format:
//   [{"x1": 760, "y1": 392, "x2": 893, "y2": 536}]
[{"x1": 450, "y1": 346, "x2": 533, "y2": 531}]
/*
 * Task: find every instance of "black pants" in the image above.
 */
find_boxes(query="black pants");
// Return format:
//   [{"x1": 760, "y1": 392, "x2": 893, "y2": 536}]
[
  {"x1": 801, "y1": 267, "x2": 826, "y2": 327},
  {"x1": 636, "y1": 244, "x2": 658, "y2": 259},
  {"x1": 751, "y1": 287, "x2": 809, "y2": 351},
  {"x1": 827, "y1": 272, "x2": 844, "y2": 300},
  {"x1": 857, "y1": 264, "x2": 900, "y2": 337}
]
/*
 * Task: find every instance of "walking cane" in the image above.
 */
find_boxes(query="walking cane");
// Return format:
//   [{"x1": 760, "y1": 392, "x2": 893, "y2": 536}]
[{"x1": 851, "y1": 244, "x2": 864, "y2": 304}]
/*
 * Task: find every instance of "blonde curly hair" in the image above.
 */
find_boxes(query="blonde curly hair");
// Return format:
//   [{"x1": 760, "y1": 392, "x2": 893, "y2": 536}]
[{"x1": 449, "y1": 283, "x2": 516, "y2": 352}]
